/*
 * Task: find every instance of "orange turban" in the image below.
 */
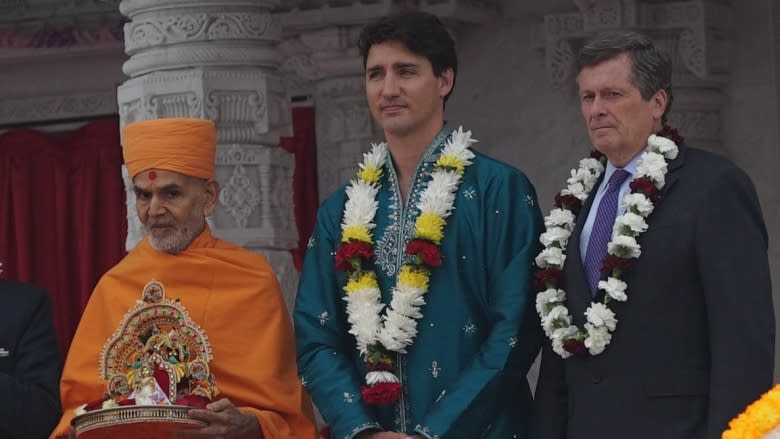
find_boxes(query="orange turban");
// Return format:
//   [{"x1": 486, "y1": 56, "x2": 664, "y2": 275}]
[{"x1": 122, "y1": 118, "x2": 216, "y2": 180}]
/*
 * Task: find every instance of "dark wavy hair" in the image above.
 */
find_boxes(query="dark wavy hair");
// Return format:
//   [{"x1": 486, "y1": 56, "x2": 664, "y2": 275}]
[
  {"x1": 358, "y1": 11, "x2": 457, "y2": 104},
  {"x1": 577, "y1": 31, "x2": 674, "y2": 123}
]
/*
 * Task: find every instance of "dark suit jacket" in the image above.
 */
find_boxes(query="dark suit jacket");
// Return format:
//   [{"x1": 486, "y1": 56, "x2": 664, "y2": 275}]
[
  {"x1": 532, "y1": 145, "x2": 774, "y2": 439},
  {"x1": 0, "y1": 280, "x2": 61, "y2": 439}
]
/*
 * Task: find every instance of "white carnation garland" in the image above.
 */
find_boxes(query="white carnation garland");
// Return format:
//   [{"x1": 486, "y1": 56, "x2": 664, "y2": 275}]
[{"x1": 535, "y1": 133, "x2": 679, "y2": 358}]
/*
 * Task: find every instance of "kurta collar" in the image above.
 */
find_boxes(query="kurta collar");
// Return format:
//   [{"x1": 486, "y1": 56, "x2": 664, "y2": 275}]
[
  {"x1": 383, "y1": 123, "x2": 454, "y2": 170},
  {"x1": 600, "y1": 146, "x2": 644, "y2": 193}
]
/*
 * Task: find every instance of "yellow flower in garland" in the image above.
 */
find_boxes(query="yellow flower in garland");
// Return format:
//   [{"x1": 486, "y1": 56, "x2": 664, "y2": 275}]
[
  {"x1": 397, "y1": 265, "x2": 430, "y2": 292},
  {"x1": 723, "y1": 384, "x2": 780, "y2": 439},
  {"x1": 344, "y1": 271, "x2": 379, "y2": 295},
  {"x1": 357, "y1": 165, "x2": 383, "y2": 184},
  {"x1": 342, "y1": 225, "x2": 373, "y2": 244},
  {"x1": 435, "y1": 154, "x2": 465, "y2": 174},
  {"x1": 415, "y1": 213, "x2": 447, "y2": 244}
]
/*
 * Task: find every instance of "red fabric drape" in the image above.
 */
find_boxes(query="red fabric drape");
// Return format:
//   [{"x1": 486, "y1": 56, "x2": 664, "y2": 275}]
[
  {"x1": 280, "y1": 107, "x2": 319, "y2": 271},
  {"x1": 0, "y1": 118, "x2": 127, "y2": 359}
]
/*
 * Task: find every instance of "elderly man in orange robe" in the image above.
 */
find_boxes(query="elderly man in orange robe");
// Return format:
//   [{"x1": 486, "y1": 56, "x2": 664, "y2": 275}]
[{"x1": 50, "y1": 118, "x2": 316, "y2": 439}]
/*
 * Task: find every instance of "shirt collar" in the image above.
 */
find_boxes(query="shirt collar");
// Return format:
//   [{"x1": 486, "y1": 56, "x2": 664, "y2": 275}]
[{"x1": 602, "y1": 146, "x2": 645, "y2": 185}]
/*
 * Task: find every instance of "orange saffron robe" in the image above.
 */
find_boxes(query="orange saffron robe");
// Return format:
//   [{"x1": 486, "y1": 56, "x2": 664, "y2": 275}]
[{"x1": 50, "y1": 227, "x2": 316, "y2": 439}]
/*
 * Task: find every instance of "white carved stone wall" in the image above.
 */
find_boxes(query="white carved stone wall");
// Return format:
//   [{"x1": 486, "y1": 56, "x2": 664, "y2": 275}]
[
  {"x1": 0, "y1": 0, "x2": 120, "y2": 27},
  {"x1": 314, "y1": 75, "x2": 379, "y2": 199},
  {"x1": 277, "y1": 0, "x2": 499, "y2": 200},
  {"x1": 533, "y1": 0, "x2": 731, "y2": 152},
  {"x1": 117, "y1": 0, "x2": 300, "y2": 307},
  {"x1": 2, "y1": 0, "x2": 778, "y2": 376},
  {"x1": 447, "y1": 0, "x2": 780, "y2": 378},
  {"x1": 279, "y1": 25, "x2": 376, "y2": 200},
  {"x1": 727, "y1": 0, "x2": 780, "y2": 377},
  {"x1": 447, "y1": 0, "x2": 584, "y2": 211},
  {"x1": 0, "y1": 44, "x2": 125, "y2": 126},
  {"x1": 0, "y1": 1, "x2": 126, "y2": 126}
]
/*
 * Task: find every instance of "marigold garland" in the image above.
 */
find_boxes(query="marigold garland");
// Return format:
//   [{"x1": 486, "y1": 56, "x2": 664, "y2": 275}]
[
  {"x1": 723, "y1": 385, "x2": 780, "y2": 439},
  {"x1": 336, "y1": 127, "x2": 477, "y2": 405},
  {"x1": 342, "y1": 226, "x2": 373, "y2": 244},
  {"x1": 415, "y1": 213, "x2": 447, "y2": 244},
  {"x1": 344, "y1": 271, "x2": 379, "y2": 295},
  {"x1": 397, "y1": 266, "x2": 430, "y2": 291}
]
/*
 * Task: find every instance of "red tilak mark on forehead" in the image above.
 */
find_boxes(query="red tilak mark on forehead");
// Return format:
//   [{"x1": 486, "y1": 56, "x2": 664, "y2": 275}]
[{"x1": 148, "y1": 171, "x2": 157, "y2": 180}]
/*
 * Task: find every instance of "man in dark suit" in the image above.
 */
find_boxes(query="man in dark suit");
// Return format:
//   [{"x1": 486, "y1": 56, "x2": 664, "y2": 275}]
[
  {"x1": 0, "y1": 276, "x2": 62, "y2": 438},
  {"x1": 531, "y1": 31, "x2": 774, "y2": 439}
]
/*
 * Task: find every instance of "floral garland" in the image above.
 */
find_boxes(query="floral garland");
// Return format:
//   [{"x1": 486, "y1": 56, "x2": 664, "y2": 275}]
[
  {"x1": 335, "y1": 127, "x2": 476, "y2": 405},
  {"x1": 723, "y1": 384, "x2": 780, "y2": 439},
  {"x1": 534, "y1": 126, "x2": 683, "y2": 358}
]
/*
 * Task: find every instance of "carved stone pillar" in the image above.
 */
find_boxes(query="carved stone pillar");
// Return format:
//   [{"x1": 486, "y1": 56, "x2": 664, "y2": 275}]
[
  {"x1": 280, "y1": 25, "x2": 376, "y2": 200},
  {"x1": 533, "y1": 0, "x2": 731, "y2": 152},
  {"x1": 276, "y1": 0, "x2": 498, "y2": 200},
  {"x1": 117, "y1": 0, "x2": 299, "y2": 310}
]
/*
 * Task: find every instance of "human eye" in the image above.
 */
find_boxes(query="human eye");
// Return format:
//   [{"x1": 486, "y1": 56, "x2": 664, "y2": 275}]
[
  {"x1": 366, "y1": 69, "x2": 382, "y2": 80},
  {"x1": 134, "y1": 189, "x2": 151, "y2": 201},
  {"x1": 165, "y1": 189, "x2": 181, "y2": 199},
  {"x1": 400, "y1": 68, "x2": 416, "y2": 77},
  {"x1": 580, "y1": 93, "x2": 594, "y2": 102}
]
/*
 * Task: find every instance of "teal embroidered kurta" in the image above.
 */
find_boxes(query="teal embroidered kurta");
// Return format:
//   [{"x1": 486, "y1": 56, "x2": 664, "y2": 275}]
[{"x1": 294, "y1": 127, "x2": 544, "y2": 439}]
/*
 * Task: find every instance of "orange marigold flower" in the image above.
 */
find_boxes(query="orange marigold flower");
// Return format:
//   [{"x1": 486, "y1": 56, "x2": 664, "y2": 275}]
[{"x1": 723, "y1": 385, "x2": 780, "y2": 439}]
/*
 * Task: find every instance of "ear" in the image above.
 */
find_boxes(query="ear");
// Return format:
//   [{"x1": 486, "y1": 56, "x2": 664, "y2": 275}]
[
  {"x1": 650, "y1": 88, "x2": 668, "y2": 121},
  {"x1": 438, "y1": 68, "x2": 455, "y2": 99},
  {"x1": 202, "y1": 179, "x2": 220, "y2": 217}
]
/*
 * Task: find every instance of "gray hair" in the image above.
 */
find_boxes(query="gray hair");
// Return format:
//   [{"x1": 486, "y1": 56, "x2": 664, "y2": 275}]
[{"x1": 577, "y1": 31, "x2": 674, "y2": 123}]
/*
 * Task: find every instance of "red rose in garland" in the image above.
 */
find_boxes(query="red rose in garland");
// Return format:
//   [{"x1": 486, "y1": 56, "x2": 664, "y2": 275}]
[
  {"x1": 335, "y1": 241, "x2": 374, "y2": 272},
  {"x1": 534, "y1": 268, "x2": 563, "y2": 291},
  {"x1": 657, "y1": 125, "x2": 684, "y2": 145},
  {"x1": 554, "y1": 193, "x2": 583, "y2": 215},
  {"x1": 563, "y1": 339, "x2": 587, "y2": 357},
  {"x1": 629, "y1": 177, "x2": 660, "y2": 202},
  {"x1": 360, "y1": 382, "x2": 402, "y2": 405},
  {"x1": 406, "y1": 239, "x2": 442, "y2": 267},
  {"x1": 601, "y1": 255, "x2": 634, "y2": 276}
]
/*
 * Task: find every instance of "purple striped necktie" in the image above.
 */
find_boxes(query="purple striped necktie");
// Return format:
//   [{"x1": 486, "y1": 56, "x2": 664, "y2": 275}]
[{"x1": 583, "y1": 169, "x2": 631, "y2": 295}]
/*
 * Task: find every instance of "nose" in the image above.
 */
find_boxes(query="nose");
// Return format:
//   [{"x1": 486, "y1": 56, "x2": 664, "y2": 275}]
[
  {"x1": 147, "y1": 196, "x2": 166, "y2": 217},
  {"x1": 381, "y1": 72, "x2": 400, "y2": 99},
  {"x1": 588, "y1": 96, "x2": 607, "y2": 119}
]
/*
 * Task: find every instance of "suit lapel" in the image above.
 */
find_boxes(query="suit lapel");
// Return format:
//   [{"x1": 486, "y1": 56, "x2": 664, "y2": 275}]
[{"x1": 658, "y1": 143, "x2": 686, "y2": 199}]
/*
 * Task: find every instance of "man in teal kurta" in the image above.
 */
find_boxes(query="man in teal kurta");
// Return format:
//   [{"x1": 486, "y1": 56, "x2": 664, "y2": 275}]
[{"x1": 294, "y1": 12, "x2": 543, "y2": 439}]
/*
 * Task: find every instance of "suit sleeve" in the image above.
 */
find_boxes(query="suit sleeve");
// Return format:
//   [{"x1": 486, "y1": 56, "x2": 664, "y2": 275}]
[
  {"x1": 294, "y1": 198, "x2": 382, "y2": 439},
  {"x1": 0, "y1": 286, "x2": 61, "y2": 439},
  {"x1": 530, "y1": 339, "x2": 567, "y2": 439},
  {"x1": 694, "y1": 167, "x2": 774, "y2": 438},
  {"x1": 414, "y1": 171, "x2": 544, "y2": 438}
]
